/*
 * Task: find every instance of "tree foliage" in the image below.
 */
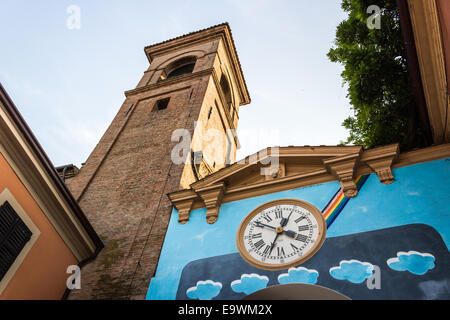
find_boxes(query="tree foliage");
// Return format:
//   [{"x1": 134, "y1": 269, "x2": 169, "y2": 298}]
[{"x1": 328, "y1": 0, "x2": 426, "y2": 150}]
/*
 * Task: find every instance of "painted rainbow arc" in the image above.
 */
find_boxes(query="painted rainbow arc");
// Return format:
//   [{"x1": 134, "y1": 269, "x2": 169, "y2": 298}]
[{"x1": 322, "y1": 175, "x2": 369, "y2": 228}]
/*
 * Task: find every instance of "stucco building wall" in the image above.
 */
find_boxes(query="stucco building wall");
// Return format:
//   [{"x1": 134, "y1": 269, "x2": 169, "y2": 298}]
[{"x1": 0, "y1": 153, "x2": 78, "y2": 300}]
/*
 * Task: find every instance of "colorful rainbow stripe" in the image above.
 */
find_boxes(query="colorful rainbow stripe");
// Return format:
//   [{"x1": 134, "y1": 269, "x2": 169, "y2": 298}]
[{"x1": 322, "y1": 175, "x2": 369, "y2": 228}]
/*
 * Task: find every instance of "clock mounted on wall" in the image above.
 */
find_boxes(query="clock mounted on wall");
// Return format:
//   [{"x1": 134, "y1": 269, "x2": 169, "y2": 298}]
[{"x1": 236, "y1": 199, "x2": 326, "y2": 271}]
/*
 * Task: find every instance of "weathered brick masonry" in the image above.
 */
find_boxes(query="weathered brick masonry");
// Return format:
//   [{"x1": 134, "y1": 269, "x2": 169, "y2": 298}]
[{"x1": 67, "y1": 23, "x2": 250, "y2": 300}]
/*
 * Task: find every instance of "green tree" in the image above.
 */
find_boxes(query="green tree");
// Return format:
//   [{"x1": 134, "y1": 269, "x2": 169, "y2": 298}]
[{"x1": 328, "y1": 0, "x2": 426, "y2": 150}]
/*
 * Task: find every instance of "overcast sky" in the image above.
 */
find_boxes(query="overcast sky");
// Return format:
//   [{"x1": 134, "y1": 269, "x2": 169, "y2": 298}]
[{"x1": 0, "y1": 0, "x2": 352, "y2": 167}]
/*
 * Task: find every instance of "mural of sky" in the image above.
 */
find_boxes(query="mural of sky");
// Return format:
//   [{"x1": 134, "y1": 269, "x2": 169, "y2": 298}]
[{"x1": 171, "y1": 224, "x2": 450, "y2": 300}]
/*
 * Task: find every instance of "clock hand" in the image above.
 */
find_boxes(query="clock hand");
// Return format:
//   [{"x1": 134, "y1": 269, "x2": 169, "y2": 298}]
[
  {"x1": 254, "y1": 221, "x2": 276, "y2": 231},
  {"x1": 269, "y1": 233, "x2": 280, "y2": 255},
  {"x1": 280, "y1": 208, "x2": 294, "y2": 227},
  {"x1": 282, "y1": 229, "x2": 297, "y2": 238}
]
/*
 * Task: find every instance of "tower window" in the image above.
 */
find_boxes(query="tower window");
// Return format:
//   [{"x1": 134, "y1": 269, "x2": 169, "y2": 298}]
[
  {"x1": 0, "y1": 201, "x2": 32, "y2": 281},
  {"x1": 159, "y1": 56, "x2": 197, "y2": 81},
  {"x1": 154, "y1": 98, "x2": 170, "y2": 111},
  {"x1": 166, "y1": 63, "x2": 195, "y2": 79},
  {"x1": 219, "y1": 74, "x2": 233, "y2": 111}
]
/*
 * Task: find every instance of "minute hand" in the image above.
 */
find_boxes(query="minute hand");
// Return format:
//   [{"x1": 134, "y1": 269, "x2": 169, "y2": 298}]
[
  {"x1": 255, "y1": 222, "x2": 296, "y2": 238},
  {"x1": 280, "y1": 208, "x2": 294, "y2": 227},
  {"x1": 254, "y1": 221, "x2": 276, "y2": 230}
]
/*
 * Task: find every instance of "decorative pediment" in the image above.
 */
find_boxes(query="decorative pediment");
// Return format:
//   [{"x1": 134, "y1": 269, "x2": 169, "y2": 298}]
[
  {"x1": 168, "y1": 144, "x2": 406, "y2": 224},
  {"x1": 190, "y1": 146, "x2": 362, "y2": 190}
]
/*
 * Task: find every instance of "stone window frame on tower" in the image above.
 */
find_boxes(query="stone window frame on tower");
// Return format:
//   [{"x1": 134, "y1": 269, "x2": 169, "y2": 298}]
[
  {"x1": 158, "y1": 56, "x2": 197, "y2": 82},
  {"x1": 219, "y1": 73, "x2": 233, "y2": 113}
]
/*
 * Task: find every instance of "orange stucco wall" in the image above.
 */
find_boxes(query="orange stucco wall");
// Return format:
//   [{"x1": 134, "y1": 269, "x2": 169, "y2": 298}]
[{"x1": 0, "y1": 152, "x2": 78, "y2": 300}]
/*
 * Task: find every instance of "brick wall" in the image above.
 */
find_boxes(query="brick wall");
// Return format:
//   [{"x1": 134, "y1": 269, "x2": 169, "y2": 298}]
[{"x1": 67, "y1": 25, "x2": 247, "y2": 299}]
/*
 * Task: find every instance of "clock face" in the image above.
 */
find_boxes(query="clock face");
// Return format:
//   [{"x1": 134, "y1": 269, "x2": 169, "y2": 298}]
[{"x1": 236, "y1": 199, "x2": 326, "y2": 271}]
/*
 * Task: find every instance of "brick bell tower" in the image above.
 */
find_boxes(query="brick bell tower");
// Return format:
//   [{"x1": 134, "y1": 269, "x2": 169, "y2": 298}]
[{"x1": 67, "y1": 23, "x2": 251, "y2": 299}]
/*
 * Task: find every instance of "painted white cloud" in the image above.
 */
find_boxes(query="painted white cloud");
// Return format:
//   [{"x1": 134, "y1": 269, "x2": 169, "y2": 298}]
[
  {"x1": 186, "y1": 280, "x2": 222, "y2": 300},
  {"x1": 359, "y1": 206, "x2": 368, "y2": 213},
  {"x1": 387, "y1": 251, "x2": 435, "y2": 275},
  {"x1": 278, "y1": 267, "x2": 319, "y2": 285},
  {"x1": 231, "y1": 273, "x2": 269, "y2": 295},
  {"x1": 192, "y1": 228, "x2": 216, "y2": 244},
  {"x1": 329, "y1": 260, "x2": 374, "y2": 284}
]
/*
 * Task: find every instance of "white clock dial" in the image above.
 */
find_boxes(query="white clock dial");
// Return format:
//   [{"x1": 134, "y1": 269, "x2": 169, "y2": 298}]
[{"x1": 236, "y1": 199, "x2": 326, "y2": 270}]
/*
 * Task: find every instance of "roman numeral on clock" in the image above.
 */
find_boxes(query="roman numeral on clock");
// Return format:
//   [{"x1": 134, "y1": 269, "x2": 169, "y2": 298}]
[
  {"x1": 263, "y1": 214, "x2": 272, "y2": 223},
  {"x1": 262, "y1": 245, "x2": 271, "y2": 255},
  {"x1": 290, "y1": 243, "x2": 299, "y2": 252},
  {"x1": 275, "y1": 207, "x2": 282, "y2": 219},
  {"x1": 295, "y1": 234, "x2": 308, "y2": 242},
  {"x1": 298, "y1": 225, "x2": 309, "y2": 232},
  {"x1": 295, "y1": 216, "x2": 306, "y2": 223},
  {"x1": 277, "y1": 246, "x2": 285, "y2": 257},
  {"x1": 252, "y1": 233, "x2": 262, "y2": 239},
  {"x1": 254, "y1": 239, "x2": 265, "y2": 250}
]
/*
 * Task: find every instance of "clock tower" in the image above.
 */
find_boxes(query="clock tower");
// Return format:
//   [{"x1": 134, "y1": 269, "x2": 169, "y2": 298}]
[{"x1": 67, "y1": 23, "x2": 250, "y2": 299}]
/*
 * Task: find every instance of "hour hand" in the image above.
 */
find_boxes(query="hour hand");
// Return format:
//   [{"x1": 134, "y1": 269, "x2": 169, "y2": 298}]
[{"x1": 282, "y1": 229, "x2": 297, "y2": 238}]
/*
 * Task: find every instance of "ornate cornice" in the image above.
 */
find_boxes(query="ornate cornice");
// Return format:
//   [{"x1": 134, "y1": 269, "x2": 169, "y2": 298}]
[
  {"x1": 124, "y1": 68, "x2": 213, "y2": 97},
  {"x1": 190, "y1": 146, "x2": 361, "y2": 189},
  {"x1": 361, "y1": 144, "x2": 399, "y2": 184},
  {"x1": 167, "y1": 189, "x2": 198, "y2": 224},
  {"x1": 167, "y1": 143, "x2": 450, "y2": 225},
  {"x1": 195, "y1": 182, "x2": 226, "y2": 224},
  {"x1": 323, "y1": 149, "x2": 363, "y2": 198}
]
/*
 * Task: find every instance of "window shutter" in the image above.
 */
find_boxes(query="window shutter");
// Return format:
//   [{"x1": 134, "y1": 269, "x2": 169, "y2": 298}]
[{"x1": 0, "y1": 201, "x2": 32, "y2": 281}]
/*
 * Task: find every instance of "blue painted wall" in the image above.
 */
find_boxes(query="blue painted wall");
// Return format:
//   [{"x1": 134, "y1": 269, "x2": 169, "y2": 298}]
[{"x1": 146, "y1": 158, "x2": 450, "y2": 300}]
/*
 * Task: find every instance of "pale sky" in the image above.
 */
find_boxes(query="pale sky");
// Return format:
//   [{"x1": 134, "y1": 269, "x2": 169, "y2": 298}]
[{"x1": 0, "y1": 0, "x2": 352, "y2": 167}]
